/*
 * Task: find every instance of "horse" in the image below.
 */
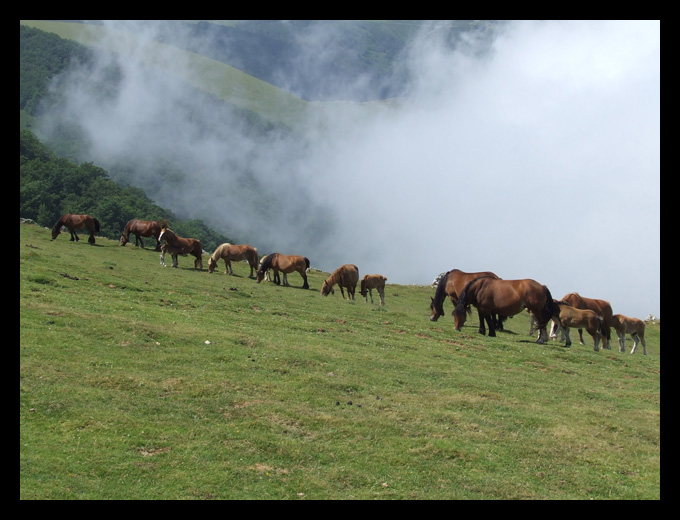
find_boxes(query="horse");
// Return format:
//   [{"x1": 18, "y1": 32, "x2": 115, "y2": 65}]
[
  {"x1": 208, "y1": 243, "x2": 259, "y2": 277},
  {"x1": 453, "y1": 276, "x2": 559, "y2": 343},
  {"x1": 321, "y1": 264, "x2": 359, "y2": 300},
  {"x1": 51, "y1": 214, "x2": 101, "y2": 244},
  {"x1": 120, "y1": 219, "x2": 163, "y2": 251},
  {"x1": 256, "y1": 253, "x2": 310, "y2": 289},
  {"x1": 360, "y1": 274, "x2": 387, "y2": 306},
  {"x1": 561, "y1": 293, "x2": 614, "y2": 350},
  {"x1": 158, "y1": 227, "x2": 203, "y2": 269},
  {"x1": 430, "y1": 269, "x2": 503, "y2": 335},
  {"x1": 611, "y1": 314, "x2": 647, "y2": 355},
  {"x1": 553, "y1": 301, "x2": 607, "y2": 350}
]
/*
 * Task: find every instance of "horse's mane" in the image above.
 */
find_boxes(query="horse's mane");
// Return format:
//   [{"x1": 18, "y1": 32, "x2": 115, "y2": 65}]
[
  {"x1": 432, "y1": 270, "x2": 450, "y2": 306},
  {"x1": 210, "y1": 243, "x2": 229, "y2": 261},
  {"x1": 52, "y1": 215, "x2": 65, "y2": 231},
  {"x1": 454, "y1": 275, "x2": 496, "y2": 314},
  {"x1": 259, "y1": 253, "x2": 277, "y2": 272}
]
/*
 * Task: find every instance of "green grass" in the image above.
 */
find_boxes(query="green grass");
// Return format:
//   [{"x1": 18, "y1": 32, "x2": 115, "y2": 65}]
[{"x1": 20, "y1": 222, "x2": 660, "y2": 499}]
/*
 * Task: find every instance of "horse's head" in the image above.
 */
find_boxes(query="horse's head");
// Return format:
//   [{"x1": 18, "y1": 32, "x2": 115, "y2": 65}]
[
  {"x1": 320, "y1": 281, "x2": 334, "y2": 296},
  {"x1": 452, "y1": 301, "x2": 468, "y2": 330},
  {"x1": 429, "y1": 297, "x2": 444, "y2": 321},
  {"x1": 207, "y1": 257, "x2": 217, "y2": 273},
  {"x1": 51, "y1": 226, "x2": 61, "y2": 240},
  {"x1": 120, "y1": 231, "x2": 129, "y2": 246}
]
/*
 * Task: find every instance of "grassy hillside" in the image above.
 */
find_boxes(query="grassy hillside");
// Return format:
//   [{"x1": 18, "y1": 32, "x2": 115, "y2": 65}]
[
  {"x1": 20, "y1": 222, "x2": 660, "y2": 499},
  {"x1": 19, "y1": 20, "x2": 310, "y2": 128}
]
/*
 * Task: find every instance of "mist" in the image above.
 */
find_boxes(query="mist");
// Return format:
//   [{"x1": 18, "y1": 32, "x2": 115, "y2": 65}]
[{"x1": 39, "y1": 20, "x2": 660, "y2": 320}]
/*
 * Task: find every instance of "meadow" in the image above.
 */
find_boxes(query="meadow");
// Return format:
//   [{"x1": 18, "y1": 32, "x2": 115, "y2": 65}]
[{"x1": 19, "y1": 222, "x2": 660, "y2": 499}]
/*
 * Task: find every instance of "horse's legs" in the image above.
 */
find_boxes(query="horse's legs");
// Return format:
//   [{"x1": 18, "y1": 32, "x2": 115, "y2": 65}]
[
  {"x1": 160, "y1": 250, "x2": 166, "y2": 266},
  {"x1": 563, "y1": 327, "x2": 572, "y2": 347},
  {"x1": 172, "y1": 254, "x2": 178, "y2": 268},
  {"x1": 577, "y1": 328, "x2": 585, "y2": 345},
  {"x1": 629, "y1": 332, "x2": 639, "y2": 354},
  {"x1": 301, "y1": 271, "x2": 309, "y2": 289},
  {"x1": 477, "y1": 309, "x2": 487, "y2": 335},
  {"x1": 226, "y1": 259, "x2": 233, "y2": 275},
  {"x1": 368, "y1": 289, "x2": 374, "y2": 304},
  {"x1": 378, "y1": 288, "x2": 385, "y2": 306},
  {"x1": 640, "y1": 334, "x2": 647, "y2": 355},
  {"x1": 282, "y1": 272, "x2": 289, "y2": 286},
  {"x1": 485, "y1": 314, "x2": 496, "y2": 337},
  {"x1": 339, "y1": 286, "x2": 346, "y2": 299}
]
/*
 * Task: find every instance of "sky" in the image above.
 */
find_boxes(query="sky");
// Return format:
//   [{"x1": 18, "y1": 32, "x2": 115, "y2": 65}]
[{"x1": 40, "y1": 20, "x2": 660, "y2": 319}]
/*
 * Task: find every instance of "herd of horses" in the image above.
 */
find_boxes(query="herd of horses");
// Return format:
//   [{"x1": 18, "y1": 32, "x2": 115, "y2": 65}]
[{"x1": 50, "y1": 214, "x2": 649, "y2": 354}]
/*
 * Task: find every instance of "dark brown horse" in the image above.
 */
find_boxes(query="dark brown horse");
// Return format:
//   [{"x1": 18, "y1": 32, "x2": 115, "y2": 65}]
[
  {"x1": 453, "y1": 276, "x2": 559, "y2": 343},
  {"x1": 430, "y1": 269, "x2": 503, "y2": 334},
  {"x1": 321, "y1": 264, "x2": 359, "y2": 300},
  {"x1": 560, "y1": 292, "x2": 614, "y2": 350},
  {"x1": 51, "y1": 214, "x2": 100, "y2": 244},
  {"x1": 208, "y1": 243, "x2": 259, "y2": 277},
  {"x1": 256, "y1": 253, "x2": 309, "y2": 289},
  {"x1": 120, "y1": 219, "x2": 163, "y2": 250},
  {"x1": 360, "y1": 274, "x2": 387, "y2": 306},
  {"x1": 158, "y1": 227, "x2": 203, "y2": 269}
]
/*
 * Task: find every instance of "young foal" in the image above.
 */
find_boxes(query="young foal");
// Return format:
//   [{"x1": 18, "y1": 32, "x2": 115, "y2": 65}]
[
  {"x1": 360, "y1": 274, "x2": 387, "y2": 306},
  {"x1": 553, "y1": 302, "x2": 606, "y2": 350},
  {"x1": 611, "y1": 314, "x2": 647, "y2": 355}
]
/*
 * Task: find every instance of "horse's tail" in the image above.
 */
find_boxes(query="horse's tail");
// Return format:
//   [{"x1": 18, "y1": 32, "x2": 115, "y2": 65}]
[
  {"x1": 598, "y1": 316, "x2": 607, "y2": 338},
  {"x1": 93, "y1": 218, "x2": 101, "y2": 234},
  {"x1": 539, "y1": 286, "x2": 559, "y2": 327},
  {"x1": 304, "y1": 257, "x2": 310, "y2": 270}
]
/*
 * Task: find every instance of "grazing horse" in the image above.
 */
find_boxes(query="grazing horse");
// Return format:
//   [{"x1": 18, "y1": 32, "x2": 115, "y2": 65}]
[
  {"x1": 360, "y1": 274, "x2": 387, "y2": 306},
  {"x1": 208, "y1": 243, "x2": 259, "y2": 277},
  {"x1": 553, "y1": 301, "x2": 607, "y2": 350},
  {"x1": 256, "y1": 253, "x2": 310, "y2": 289},
  {"x1": 51, "y1": 214, "x2": 101, "y2": 244},
  {"x1": 321, "y1": 264, "x2": 359, "y2": 300},
  {"x1": 561, "y1": 293, "x2": 614, "y2": 350},
  {"x1": 158, "y1": 227, "x2": 203, "y2": 269},
  {"x1": 120, "y1": 219, "x2": 163, "y2": 251},
  {"x1": 430, "y1": 269, "x2": 503, "y2": 334},
  {"x1": 453, "y1": 276, "x2": 559, "y2": 343},
  {"x1": 611, "y1": 314, "x2": 647, "y2": 355}
]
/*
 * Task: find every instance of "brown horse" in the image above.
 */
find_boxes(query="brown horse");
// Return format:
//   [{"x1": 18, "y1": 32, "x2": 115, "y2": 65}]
[
  {"x1": 611, "y1": 314, "x2": 647, "y2": 355},
  {"x1": 360, "y1": 274, "x2": 387, "y2": 306},
  {"x1": 454, "y1": 276, "x2": 559, "y2": 343},
  {"x1": 430, "y1": 269, "x2": 502, "y2": 334},
  {"x1": 553, "y1": 301, "x2": 607, "y2": 350},
  {"x1": 158, "y1": 227, "x2": 203, "y2": 269},
  {"x1": 561, "y1": 293, "x2": 614, "y2": 350},
  {"x1": 120, "y1": 219, "x2": 163, "y2": 250},
  {"x1": 51, "y1": 214, "x2": 101, "y2": 244},
  {"x1": 321, "y1": 264, "x2": 359, "y2": 300},
  {"x1": 208, "y1": 243, "x2": 259, "y2": 277},
  {"x1": 256, "y1": 253, "x2": 310, "y2": 289}
]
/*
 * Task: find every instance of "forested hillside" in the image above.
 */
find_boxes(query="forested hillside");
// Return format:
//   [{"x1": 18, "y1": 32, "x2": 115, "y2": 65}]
[{"x1": 20, "y1": 129, "x2": 232, "y2": 251}]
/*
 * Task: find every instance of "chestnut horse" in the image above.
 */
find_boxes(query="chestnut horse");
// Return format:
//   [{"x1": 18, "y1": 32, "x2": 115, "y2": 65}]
[
  {"x1": 51, "y1": 214, "x2": 100, "y2": 244},
  {"x1": 321, "y1": 264, "x2": 359, "y2": 300},
  {"x1": 360, "y1": 274, "x2": 387, "y2": 306},
  {"x1": 256, "y1": 253, "x2": 310, "y2": 289},
  {"x1": 158, "y1": 227, "x2": 203, "y2": 269},
  {"x1": 208, "y1": 243, "x2": 259, "y2": 277},
  {"x1": 120, "y1": 219, "x2": 163, "y2": 250},
  {"x1": 561, "y1": 293, "x2": 614, "y2": 350},
  {"x1": 454, "y1": 276, "x2": 559, "y2": 343},
  {"x1": 611, "y1": 314, "x2": 647, "y2": 355},
  {"x1": 553, "y1": 301, "x2": 607, "y2": 350},
  {"x1": 430, "y1": 269, "x2": 503, "y2": 335}
]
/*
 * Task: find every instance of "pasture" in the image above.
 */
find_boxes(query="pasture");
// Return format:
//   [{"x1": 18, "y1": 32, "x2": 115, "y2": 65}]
[{"x1": 19, "y1": 222, "x2": 660, "y2": 499}]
